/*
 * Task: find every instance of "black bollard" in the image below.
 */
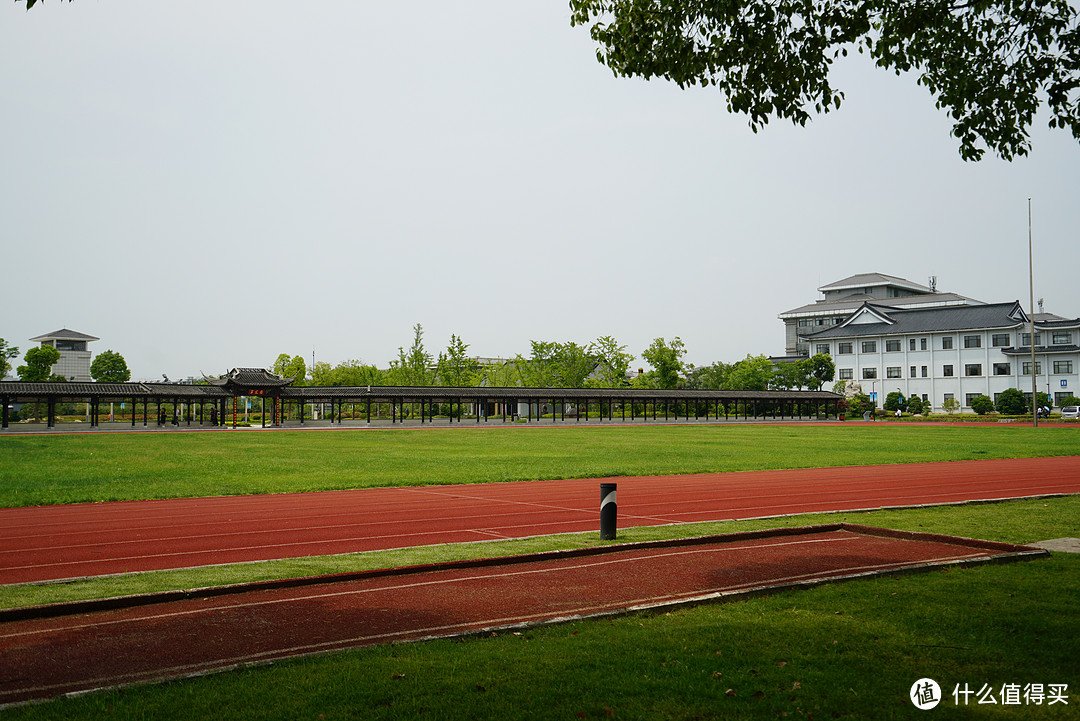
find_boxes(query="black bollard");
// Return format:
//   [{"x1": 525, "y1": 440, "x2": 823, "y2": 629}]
[{"x1": 600, "y1": 483, "x2": 617, "y2": 540}]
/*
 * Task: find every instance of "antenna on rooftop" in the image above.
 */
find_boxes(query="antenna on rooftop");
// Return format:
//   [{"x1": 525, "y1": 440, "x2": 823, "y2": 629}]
[
  {"x1": 928, "y1": 276, "x2": 937, "y2": 293},
  {"x1": 1038, "y1": 298, "x2": 1044, "y2": 314}
]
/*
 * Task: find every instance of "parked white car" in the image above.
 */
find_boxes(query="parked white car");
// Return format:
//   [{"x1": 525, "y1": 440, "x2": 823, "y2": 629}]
[{"x1": 1061, "y1": 406, "x2": 1079, "y2": 419}]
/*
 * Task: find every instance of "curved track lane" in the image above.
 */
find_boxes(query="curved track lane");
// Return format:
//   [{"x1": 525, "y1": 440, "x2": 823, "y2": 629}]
[{"x1": 0, "y1": 456, "x2": 1077, "y2": 584}]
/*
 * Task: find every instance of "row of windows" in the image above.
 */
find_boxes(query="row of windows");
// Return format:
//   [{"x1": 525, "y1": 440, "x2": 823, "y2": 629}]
[
  {"x1": 797, "y1": 317, "x2": 844, "y2": 328},
  {"x1": 824, "y1": 331, "x2": 1074, "y2": 356},
  {"x1": 838, "y1": 360, "x2": 1073, "y2": 380}
]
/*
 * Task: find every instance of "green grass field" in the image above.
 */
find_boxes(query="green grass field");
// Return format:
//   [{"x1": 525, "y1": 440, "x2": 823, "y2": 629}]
[
  {"x1": 1, "y1": 424, "x2": 1077, "y2": 719},
  {"x1": 1, "y1": 423, "x2": 1077, "y2": 507}
]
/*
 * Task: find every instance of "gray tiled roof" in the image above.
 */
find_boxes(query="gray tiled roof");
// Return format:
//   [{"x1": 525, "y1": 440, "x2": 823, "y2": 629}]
[
  {"x1": 801, "y1": 301, "x2": 1031, "y2": 339},
  {"x1": 818, "y1": 273, "x2": 932, "y2": 293},
  {"x1": 28, "y1": 328, "x2": 100, "y2": 342},
  {"x1": 780, "y1": 292, "x2": 976, "y2": 318}
]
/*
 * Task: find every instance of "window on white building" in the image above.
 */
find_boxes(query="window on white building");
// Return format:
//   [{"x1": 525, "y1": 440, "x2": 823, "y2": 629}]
[
  {"x1": 1054, "y1": 360, "x2": 1074, "y2": 374},
  {"x1": 943, "y1": 365, "x2": 954, "y2": 377},
  {"x1": 992, "y1": 333, "x2": 1010, "y2": 347},
  {"x1": 862, "y1": 341, "x2": 877, "y2": 353},
  {"x1": 993, "y1": 363, "x2": 1011, "y2": 375},
  {"x1": 1052, "y1": 332, "x2": 1072, "y2": 345},
  {"x1": 887, "y1": 367, "x2": 902, "y2": 379},
  {"x1": 942, "y1": 337, "x2": 954, "y2": 349},
  {"x1": 965, "y1": 364, "x2": 982, "y2": 377},
  {"x1": 862, "y1": 368, "x2": 877, "y2": 379},
  {"x1": 839, "y1": 368, "x2": 853, "y2": 380},
  {"x1": 838, "y1": 343, "x2": 853, "y2": 355},
  {"x1": 886, "y1": 339, "x2": 902, "y2": 352},
  {"x1": 1022, "y1": 361, "x2": 1043, "y2": 375},
  {"x1": 964, "y1": 335, "x2": 982, "y2": 348},
  {"x1": 816, "y1": 344, "x2": 830, "y2": 355}
]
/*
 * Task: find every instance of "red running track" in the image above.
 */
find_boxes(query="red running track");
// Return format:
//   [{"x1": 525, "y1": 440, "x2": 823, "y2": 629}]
[
  {"x1": 0, "y1": 524, "x2": 1046, "y2": 706},
  {"x1": 1, "y1": 456, "x2": 1077, "y2": 584}
]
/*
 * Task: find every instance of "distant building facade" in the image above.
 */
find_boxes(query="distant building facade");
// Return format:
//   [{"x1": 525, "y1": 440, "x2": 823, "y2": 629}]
[
  {"x1": 778, "y1": 273, "x2": 982, "y2": 358},
  {"x1": 29, "y1": 328, "x2": 99, "y2": 382},
  {"x1": 783, "y1": 276, "x2": 1080, "y2": 411}
]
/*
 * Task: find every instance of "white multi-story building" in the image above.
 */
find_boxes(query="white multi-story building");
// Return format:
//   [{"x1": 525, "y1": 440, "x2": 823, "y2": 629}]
[
  {"x1": 787, "y1": 277, "x2": 1079, "y2": 411},
  {"x1": 778, "y1": 273, "x2": 982, "y2": 358},
  {"x1": 28, "y1": 328, "x2": 99, "y2": 382}
]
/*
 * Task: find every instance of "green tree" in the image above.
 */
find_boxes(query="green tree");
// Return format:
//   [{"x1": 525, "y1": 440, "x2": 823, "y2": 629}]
[
  {"x1": 995, "y1": 387, "x2": 1028, "y2": 415},
  {"x1": 89, "y1": 350, "x2": 131, "y2": 383},
  {"x1": 586, "y1": 336, "x2": 633, "y2": 388},
  {"x1": 684, "y1": 361, "x2": 730, "y2": 390},
  {"x1": 513, "y1": 341, "x2": 557, "y2": 388},
  {"x1": 17, "y1": 346, "x2": 62, "y2": 382},
  {"x1": 550, "y1": 341, "x2": 596, "y2": 388},
  {"x1": 513, "y1": 340, "x2": 598, "y2": 388},
  {"x1": 309, "y1": 361, "x2": 335, "y2": 386},
  {"x1": 479, "y1": 358, "x2": 521, "y2": 388},
  {"x1": 726, "y1": 354, "x2": 774, "y2": 391},
  {"x1": 0, "y1": 339, "x2": 19, "y2": 379},
  {"x1": 970, "y1": 394, "x2": 995, "y2": 415},
  {"x1": 942, "y1": 397, "x2": 960, "y2": 415},
  {"x1": 1059, "y1": 395, "x2": 1080, "y2": 408},
  {"x1": 388, "y1": 323, "x2": 433, "y2": 386},
  {"x1": 436, "y1": 335, "x2": 480, "y2": 387},
  {"x1": 806, "y1": 353, "x2": 836, "y2": 391},
  {"x1": 883, "y1": 391, "x2": 907, "y2": 413},
  {"x1": 570, "y1": 0, "x2": 1080, "y2": 160},
  {"x1": 770, "y1": 359, "x2": 810, "y2": 390},
  {"x1": 271, "y1": 354, "x2": 307, "y2": 386},
  {"x1": 642, "y1": 337, "x2": 686, "y2": 389}
]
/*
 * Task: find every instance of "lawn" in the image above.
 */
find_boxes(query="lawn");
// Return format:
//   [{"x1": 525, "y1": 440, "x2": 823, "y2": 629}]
[
  {"x1": 1, "y1": 423, "x2": 1077, "y2": 718},
  {"x1": 0, "y1": 423, "x2": 1077, "y2": 507}
]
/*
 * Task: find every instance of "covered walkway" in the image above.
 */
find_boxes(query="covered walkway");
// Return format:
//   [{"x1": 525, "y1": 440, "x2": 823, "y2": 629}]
[{"x1": 1, "y1": 368, "x2": 843, "y2": 430}]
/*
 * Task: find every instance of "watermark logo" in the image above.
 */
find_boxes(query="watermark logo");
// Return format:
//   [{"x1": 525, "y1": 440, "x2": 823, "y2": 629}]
[{"x1": 911, "y1": 678, "x2": 942, "y2": 710}]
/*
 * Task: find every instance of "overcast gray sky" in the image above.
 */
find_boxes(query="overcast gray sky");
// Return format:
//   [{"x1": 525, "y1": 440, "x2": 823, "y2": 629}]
[{"x1": 4, "y1": 1, "x2": 1078, "y2": 380}]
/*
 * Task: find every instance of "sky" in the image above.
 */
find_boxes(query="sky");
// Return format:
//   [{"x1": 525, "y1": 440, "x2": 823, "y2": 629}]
[{"x1": 3, "y1": 1, "x2": 1079, "y2": 381}]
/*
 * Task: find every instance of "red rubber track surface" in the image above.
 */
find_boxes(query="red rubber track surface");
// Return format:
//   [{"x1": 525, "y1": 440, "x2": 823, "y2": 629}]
[
  {"x1": 1, "y1": 456, "x2": 1077, "y2": 585},
  {"x1": 0, "y1": 525, "x2": 1044, "y2": 706}
]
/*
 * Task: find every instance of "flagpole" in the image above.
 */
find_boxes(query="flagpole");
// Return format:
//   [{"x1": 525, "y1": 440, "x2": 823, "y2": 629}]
[{"x1": 1029, "y1": 198, "x2": 1038, "y2": 428}]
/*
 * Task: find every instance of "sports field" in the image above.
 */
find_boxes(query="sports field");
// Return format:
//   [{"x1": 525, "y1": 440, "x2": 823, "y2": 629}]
[{"x1": 1, "y1": 423, "x2": 1077, "y2": 719}]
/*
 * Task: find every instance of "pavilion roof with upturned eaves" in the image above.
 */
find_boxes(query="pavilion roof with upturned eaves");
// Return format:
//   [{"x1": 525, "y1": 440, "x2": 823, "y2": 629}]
[{"x1": 212, "y1": 368, "x2": 296, "y2": 395}]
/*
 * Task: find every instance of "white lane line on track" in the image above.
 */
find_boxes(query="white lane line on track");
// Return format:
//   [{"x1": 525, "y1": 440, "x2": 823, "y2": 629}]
[{"x1": 0, "y1": 535, "x2": 868, "y2": 640}]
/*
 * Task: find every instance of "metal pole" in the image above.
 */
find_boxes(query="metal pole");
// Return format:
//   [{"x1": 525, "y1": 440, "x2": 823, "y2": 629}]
[{"x1": 1029, "y1": 198, "x2": 1038, "y2": 428}]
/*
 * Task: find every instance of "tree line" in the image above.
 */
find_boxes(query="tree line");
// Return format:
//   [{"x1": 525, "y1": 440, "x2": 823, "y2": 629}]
[{"x1": 270, "y1": 325, "x2": 836, "y2": 392}]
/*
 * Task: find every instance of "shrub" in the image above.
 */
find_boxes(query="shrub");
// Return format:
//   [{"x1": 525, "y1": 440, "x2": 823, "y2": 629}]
[
  {"x1": 883, "y1": 391, "x2": 907, "y2": 412},
  {"x1": 995, "y1": 388, "x2": 1027, "y2": 415},
  {"x1": 970, "y1": 395, "x2": 995, "y2": 415},
  {"x1": 847, "y1": 393, "x2": 875, "y2": 417},
  {"x1": 906, "y1": 396, "x2": 924, "y2": 415}
]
